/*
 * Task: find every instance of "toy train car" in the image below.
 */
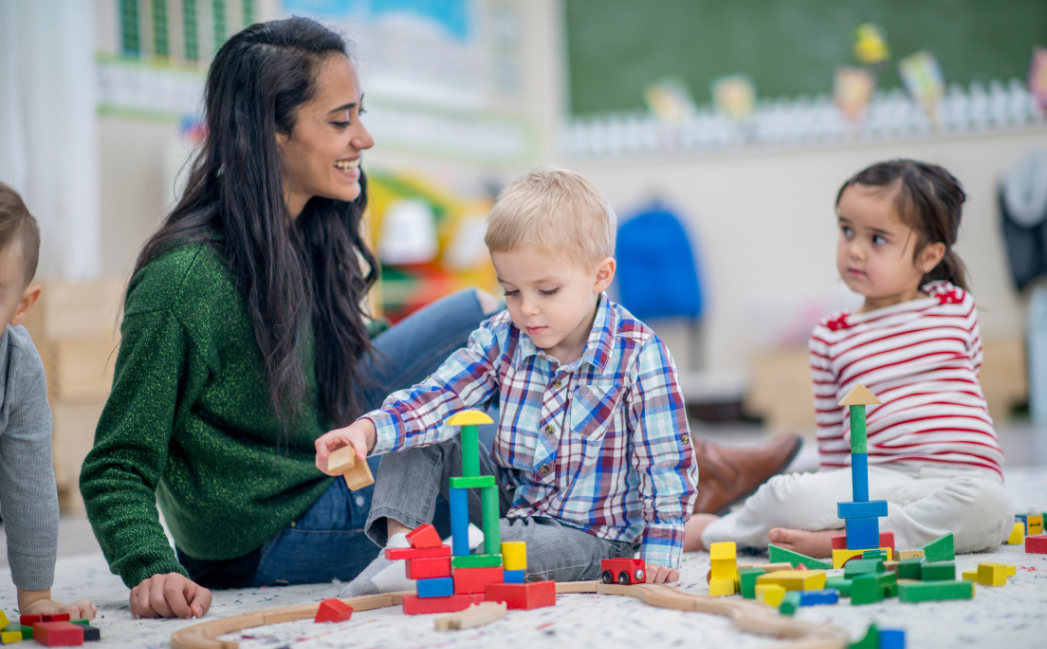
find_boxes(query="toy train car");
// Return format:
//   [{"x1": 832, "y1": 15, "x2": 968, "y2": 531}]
[{"x1": 601, "y1": 558, "x2": 646, "y2": 584}]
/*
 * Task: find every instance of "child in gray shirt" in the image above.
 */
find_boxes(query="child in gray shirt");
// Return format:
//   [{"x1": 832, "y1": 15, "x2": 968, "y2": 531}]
[{"x1": 0, "y1": 183, "x2": 94, "y2": 619}]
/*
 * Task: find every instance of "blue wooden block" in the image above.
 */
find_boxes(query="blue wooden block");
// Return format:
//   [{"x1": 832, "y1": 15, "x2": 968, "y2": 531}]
[
  {"x1": 838, "y1": 500, "x2": 888, "y2": 519},
  {"x1": 449, "y1": 487, "x2": 470, "y2": 557},
  {"x1": 846, "y1": 516, "x2": 880, "y2": 550},
  {"x1": 504, "y1": 569, "x2": 525, "y2": 584},
  {"x1": 798, "y1": 589, "x2": 839, "y2": 606},
  {"x1": 416, "y1": 577, "x2": 455, "y2": 598},
  {"x1": 851, "y1": 452, "x2": 869, "y2": 501},
  {"x1": 879, "y1": 628, "x2": 906, "y2": 649},
  {"x1": 1016, "y1": 514, "x2": 1028, "y2": 534}
]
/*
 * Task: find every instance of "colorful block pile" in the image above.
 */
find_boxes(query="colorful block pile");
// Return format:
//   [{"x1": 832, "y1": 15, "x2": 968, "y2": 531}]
[
  {"x1": 0, "y1": 611, "x2": 101, "y2": 646},
  {"x1": 398, "y1": 410, "x2": 556, "y2": 615}
]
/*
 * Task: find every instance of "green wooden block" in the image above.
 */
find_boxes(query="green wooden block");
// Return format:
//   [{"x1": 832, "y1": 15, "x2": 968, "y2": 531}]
[
  {"x1": 862, "y1": 549, "x2": 887, "y2": 562},
  {"x1": 825, "y1": 576, "x2": 852, "y2": 597},
  {"x1": 921, "y1": 533, "x2": 955, "y2": 562},
  {"x1": 3, "y1": 624, "x2": 32, "y2": 640},
  {"x1": 875, "y1": 571, "x2": 898, "y2": 598},
  {"x1": 452, "y1": 553, "x2": 502, "y2": 569},
  {"x1": 898, "y1": 579, "x2": 973, "y2": 602},
  {"x1": 850, "y1": 624, "x2": 878, "y2": 649},
  {"x1": 844, "y1": 558, "x2": 885, "y2": 578},
  {"x1": 768, "y1": 544, "x2": 832, "y2": 570},
  {"x1": 70, "y1": 620, "x2": 90, "y2": 627},
  {"x1": 449, "y1": 475, "x2": 496, "y2": 489},
  {"x1": 897, "y1": 558, "x2": 923, "y2": 580},
  {"x1": 738, "y1": 567, "x2": 764, "y2": 599},
  {"x1": 481, "y1": 485, "x2": 501, "y2": 555},
  {"x1": 850, "y1": 574, "x2": 884, "y2": 605},
  {"x1": 849, "y1": 405, "x2": 867, "y2": 454},
  {"x1": 920, "y1": 561, "x2": 956, "y2": 581},
  {"x1": 460, "y1": 425, "x2": 480, "y2": 477},
  {"x1": 779, "y1": 591, "x2": 801, "y2": 616}
]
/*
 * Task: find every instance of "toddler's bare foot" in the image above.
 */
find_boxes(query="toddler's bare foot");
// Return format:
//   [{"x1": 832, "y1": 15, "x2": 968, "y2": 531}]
[
  {"x1": 684, "y1": 514, "x2": 720, "y2": 552},
  {"x1": 767, "y1": 528, "x2": 836, "y2": 558}
]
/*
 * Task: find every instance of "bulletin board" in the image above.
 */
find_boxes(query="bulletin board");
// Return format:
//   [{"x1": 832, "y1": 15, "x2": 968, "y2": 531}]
[{"x1": 564, "y1": 0, "x2": 1047, "y2": 115}]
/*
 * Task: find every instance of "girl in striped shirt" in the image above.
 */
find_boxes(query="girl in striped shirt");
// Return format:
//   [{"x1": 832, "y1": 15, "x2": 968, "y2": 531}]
[{"x1": 685, "y1": 160, "x2": 1014, "y2": 557}]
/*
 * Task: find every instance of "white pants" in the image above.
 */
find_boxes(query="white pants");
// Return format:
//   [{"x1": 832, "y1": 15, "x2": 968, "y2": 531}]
[{"x1": 701, "y1": 463, "x2": 1015, "y2": 554}]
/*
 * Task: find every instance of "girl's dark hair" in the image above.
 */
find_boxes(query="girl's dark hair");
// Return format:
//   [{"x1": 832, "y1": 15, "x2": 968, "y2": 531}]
[
  {"x1": 132, "y1": 17, "x2": 377, "y2": 431},
  {"x1": 836, "y1": 159, "x2": 969, "y2": 291}
]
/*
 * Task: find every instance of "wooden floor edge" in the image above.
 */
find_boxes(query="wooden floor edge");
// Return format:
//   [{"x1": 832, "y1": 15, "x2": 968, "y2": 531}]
[{"x1": 171, "y1": 583, "x2": 849, "y2": 649}]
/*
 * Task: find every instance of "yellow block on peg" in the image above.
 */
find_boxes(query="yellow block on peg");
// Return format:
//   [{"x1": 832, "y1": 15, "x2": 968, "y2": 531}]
[{"x1": 501, "y1": 541, "x2": 527, "y2": 571}]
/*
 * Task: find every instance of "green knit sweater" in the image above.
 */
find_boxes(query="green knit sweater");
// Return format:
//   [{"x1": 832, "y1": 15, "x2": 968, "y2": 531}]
[{"x1": 80, "y1": 243, "x2": 334, "y2": 588}]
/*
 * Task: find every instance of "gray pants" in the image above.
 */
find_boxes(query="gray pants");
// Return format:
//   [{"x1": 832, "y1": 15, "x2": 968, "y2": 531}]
[{"x1": 365, "y1": 437, "x2": 636, "y2": 582}]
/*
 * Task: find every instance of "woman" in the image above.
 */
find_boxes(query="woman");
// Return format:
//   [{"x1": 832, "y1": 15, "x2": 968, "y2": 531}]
[{"x1": 79, "y1": 17, "x2": 499, "y2": 619}]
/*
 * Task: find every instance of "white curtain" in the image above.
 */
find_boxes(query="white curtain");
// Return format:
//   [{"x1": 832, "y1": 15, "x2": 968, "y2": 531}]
[{"x1": 0, "y1": 0, "x2": 99, "y2": 280}]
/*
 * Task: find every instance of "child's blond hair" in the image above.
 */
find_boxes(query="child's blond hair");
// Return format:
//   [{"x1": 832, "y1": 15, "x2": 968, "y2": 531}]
[{"x1": 485, "y1": 168, "x2": 616, "y2": 268}]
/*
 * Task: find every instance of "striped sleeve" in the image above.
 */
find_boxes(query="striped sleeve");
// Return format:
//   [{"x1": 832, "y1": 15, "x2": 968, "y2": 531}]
[{"x1": 810, "y1": 325, "x2": 846, "y2": 468}]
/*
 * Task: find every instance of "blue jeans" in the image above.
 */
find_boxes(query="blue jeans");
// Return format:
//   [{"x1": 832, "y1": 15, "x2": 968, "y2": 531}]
[{"x1": 248, "y1": 289, "x2": 492, "y2": 587}]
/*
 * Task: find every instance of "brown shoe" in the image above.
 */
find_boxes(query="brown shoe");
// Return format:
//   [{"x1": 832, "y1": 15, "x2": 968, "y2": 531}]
[{"x1": 691, "y1": 435, "x2": 803, "y2": 515}]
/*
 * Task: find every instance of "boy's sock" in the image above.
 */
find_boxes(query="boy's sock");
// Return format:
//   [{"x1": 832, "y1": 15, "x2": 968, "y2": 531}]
[{"x1": 339, "y1": 532, "x2": 415, "y2": 597}]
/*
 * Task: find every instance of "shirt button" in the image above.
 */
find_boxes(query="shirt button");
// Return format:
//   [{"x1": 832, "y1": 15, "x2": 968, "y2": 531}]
[
  {"x1": 290, "y1": 521, "x2": 296, "y2": 528},
  {"x1": 681, "y1": 434, "x2": 691, "y2": 445},
  {"x1": 539, "y1": 464, "x2": 551, "y2": 476},
  {"x1": 552, "y1": 379, "x2": 563, "y2": 389},
  {"x1": 544, "y1": 424, "x2": 556, "y2": 435}
]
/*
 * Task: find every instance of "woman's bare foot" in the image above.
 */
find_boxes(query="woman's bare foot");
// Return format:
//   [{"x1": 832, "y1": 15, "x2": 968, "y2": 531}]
[
  {"x1": 767, "y1": 528, "x2": 837, "y2": 558},
  {"x1": 684, "y1": 514, "x2": 720, "y2": 552}
]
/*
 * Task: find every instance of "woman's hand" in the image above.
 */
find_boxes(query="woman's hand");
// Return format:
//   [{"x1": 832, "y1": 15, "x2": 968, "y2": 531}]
[
  {"x1": 315, "y1": 418, "x2": 377, "y2": 475},
  {"x1": 644, "y1": 563, "x2": 681, "y2": 584},
  {"x1": 17, "y1": 589, "x2": 97, "y2": 620},
  {"x1": 129, "y1": 573, "x2": 212, "y2": 619}
]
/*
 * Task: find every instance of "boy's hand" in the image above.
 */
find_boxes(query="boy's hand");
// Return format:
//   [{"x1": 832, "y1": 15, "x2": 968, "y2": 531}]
[
  {"x1": 129, "y1": 573, "x2": 211, "y2": 619},
  {"x1": 644, "y1": 563, "x2": 680, "y2": 584},
  {"x1": 315, "y1": 418, "x2": 377, "y2": 475},
  {"x1": 18, "y1": 594, "x2": 97, "y2": 621}
]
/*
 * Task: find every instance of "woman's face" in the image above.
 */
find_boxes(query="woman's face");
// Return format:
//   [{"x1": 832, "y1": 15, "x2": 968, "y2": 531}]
[{"x1": 277, "y1": 54, "x2": 373, "y2": 218}]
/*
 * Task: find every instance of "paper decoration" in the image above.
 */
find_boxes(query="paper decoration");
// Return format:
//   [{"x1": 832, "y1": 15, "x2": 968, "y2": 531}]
[
  {"x1": 1029, "y1": 46, "x2": 1047, "y2": 110},
  {"x1": 834, "y1": 67, "x2": 876, "y2": 121},
  {"x1": 643, "y1": 76, "x2": 696, "y2": 125},
  {"x1": 710, "y1": 74, "x2": 756, "y2": 121},
  {"x1": 853, "y1": 24, "x2": 890, "y2": 65},
  {"x1": 899, "y1": 51, "x2": 945, "y2": 120}
]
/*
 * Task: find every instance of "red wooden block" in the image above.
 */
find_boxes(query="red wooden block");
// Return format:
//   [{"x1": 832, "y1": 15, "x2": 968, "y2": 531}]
[
  {"x1": 406, "y1": 556, "x2": 452, "y2": 580},
  {"x1": 32, "y1": 622, "x2": 84, "y2": 647},
  {"x1": 1027, "y1": 534, "x2": 1047, "y2": 554},
  {"x1": 406, "y1": 524, "x2": 443, "y2": 549},
  {"x1": 314, "y1": 598, "x2": 354, "y2": 623},
  {"x1": 831, "y1": 534, "x2": 847, "y2": 550},
  {"x1": 453, "y1": 566, "x2": 504, "y2": 594},
  {"x1": 879, "y1": 531, "x2": 896, "y2": 552},
  {"x1": 835, "y1": 532, "x2": 896, "y2": 551},
  {"x1": 42, "y1": 613, "x2": 71, "y2": 622},
  {"x1": 485, "y1": 581, "x2": 556, "y2": 610},
  {"x1": 385, "y1": 544, "x2": 451, "y2": 561},
  {"x1": 20, "y1": 614, "x2": 43, "y2": 625},
  {"x1": 401, "y1": 593, "x2": 485, "y2": 615}
]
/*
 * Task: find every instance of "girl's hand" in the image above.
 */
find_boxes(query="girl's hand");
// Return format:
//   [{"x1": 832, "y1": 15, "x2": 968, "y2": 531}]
[
  {"x1": 644, "y1": 563, "x2": 681, "y2": 584},
  {"x1": 18, "y1": 595, "x2": 97, "y2": 621},
  {"x1": 129, "y1": 573, "x2": 211, "y2": 619},
  {"x1": 315, "y1": 418, "x2": 377, "y2": 475}
]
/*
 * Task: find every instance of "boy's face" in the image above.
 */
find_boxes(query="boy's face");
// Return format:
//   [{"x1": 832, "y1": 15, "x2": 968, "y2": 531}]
[
  {"x1": 491, "y1": 244, "x2": 615, "y2": 364},
  {"x1": 0, "y1": 241, "x2": 40, "y2": 331}
]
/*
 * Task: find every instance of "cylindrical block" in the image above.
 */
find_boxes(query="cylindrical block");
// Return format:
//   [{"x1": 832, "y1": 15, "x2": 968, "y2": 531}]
[
  {"x1": 460, "y1": 425, "x2": 480, "y2": 477},
  {"x1": 481, "y1": 485, "x2": 501, "y2": 555},
  {"x1": 449, "y1": 487, "x2": 470, "y2": 556},
  {"x1": 849, "y1": 404, "x2": 867, "y2": 454},
  {"x1": 851, "y1": 452, "x2": 869, "y2": 502}
]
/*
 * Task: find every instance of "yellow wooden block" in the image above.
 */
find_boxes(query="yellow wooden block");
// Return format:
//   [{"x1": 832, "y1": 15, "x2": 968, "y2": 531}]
[
  {"x1": 832, "y1": 548, "x2": 865, "y2": 568},
  {"x1": 501, "y1": 541, "x2": 527, "y2": 571},
  {"x1": 0, "y1": 630, "x2": 21, "y2": 645},
  {"x1": 709, "y1": 577, "x2": 736, "y2": 597},
  {"x1": 1007, "y1": 521, "x2": 1025, "y2": 545},
  {"x1": 1006, "y1": 564, "x2": 1017, "y2": 577},
  {"x1": 1029, "y1": 514, "x2": 1044, "y2": 536},
  {"x1": 710, "y1": 541, "x2": 737, "y2": 561},
  {"x1": 0, "y1": 611, "x2": 8, "y2": 630},
  {"x1": 976, "y1": 562, "x2": 1013, "y2": 587},
  {"x1": 445, "y1": 411, "x2": 494, "y2": 426},
  {"x1": 961, "y1": 570, "x2": 978, "y2": 581},
  {"x1": 711, "y1": 559, "x2": 738, "y2": 581},
  {"x1": 755, "y1": 583, "x2": 786, "y2": 607},
  {"x1": 756, "y1": 570, "x2": 827, "y2": 591}
]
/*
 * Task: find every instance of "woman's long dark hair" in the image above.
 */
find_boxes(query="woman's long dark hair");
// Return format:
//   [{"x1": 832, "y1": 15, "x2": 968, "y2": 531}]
[
  {"x1": 132, "y1": 17, "x2": 377, "y2": 431},
  {"x1": 836, "y1": 159, "x2": 969, "y2": 291}
]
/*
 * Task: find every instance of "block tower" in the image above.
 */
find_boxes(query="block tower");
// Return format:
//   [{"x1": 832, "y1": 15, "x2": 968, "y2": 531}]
[
  {"x1": 397, "y1": 410, "x2": 556, "y2": 614},
  {"x1": 832, "y1": 384, "x2": 893, "y2": 568}
]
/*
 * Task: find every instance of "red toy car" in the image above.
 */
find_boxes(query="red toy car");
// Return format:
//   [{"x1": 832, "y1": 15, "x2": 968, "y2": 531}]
[{"x1": 601, "y1": 558, "x2": 646, "y2": 584}]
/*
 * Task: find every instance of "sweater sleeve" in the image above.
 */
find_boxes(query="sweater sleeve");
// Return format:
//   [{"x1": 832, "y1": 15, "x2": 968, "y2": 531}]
[
  {"x1": 810, "y1": 326, "x2": 845, "y2": 469},
  {"x1": 79, "y1": 309, "x2": 194, "y2": 588},
  {"x1": 0, "y1": 330, "x2": 58, "y2": 590}
]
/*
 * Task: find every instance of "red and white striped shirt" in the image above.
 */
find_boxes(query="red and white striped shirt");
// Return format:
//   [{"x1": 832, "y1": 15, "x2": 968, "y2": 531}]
[{"x1": 809, "y1": 281, "x2": 1003, "y2": 478}]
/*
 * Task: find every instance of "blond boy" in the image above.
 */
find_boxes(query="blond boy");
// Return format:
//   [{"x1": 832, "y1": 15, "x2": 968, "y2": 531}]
[
  {"x1": 0, "y1": 182, "x2": 95, "y2": 619},
  {"x1": 316, "y1": 169, "x2": 697, "y2": 594}
]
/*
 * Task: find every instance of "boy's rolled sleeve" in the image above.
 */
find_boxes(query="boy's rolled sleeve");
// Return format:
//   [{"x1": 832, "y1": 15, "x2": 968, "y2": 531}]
[
  {"x1": 627, "y1": 337, "x2": 697, "y2": 569},
  {"x1": 366, "y1": 323, "x2": 501, "y2": 456}
]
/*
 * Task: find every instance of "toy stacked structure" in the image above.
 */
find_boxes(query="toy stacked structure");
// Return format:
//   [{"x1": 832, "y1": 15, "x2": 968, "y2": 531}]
[
  {"x1": 0, "y1": 610, "x2": 101, "y2": 646},
  {"x1": 831, "y1": 384, "x2": 895, "y2": 569},
  {"x1": 397, "y1": 411, "x2": 556, "y2": 615}
]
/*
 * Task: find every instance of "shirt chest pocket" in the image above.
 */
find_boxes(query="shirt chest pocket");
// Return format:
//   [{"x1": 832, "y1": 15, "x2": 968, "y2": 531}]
[{"x1": 568, "y1": 382, "x2": 624, "y2": 442}]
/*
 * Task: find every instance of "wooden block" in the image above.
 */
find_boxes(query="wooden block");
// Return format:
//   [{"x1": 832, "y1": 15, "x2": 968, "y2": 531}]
[
  {"x1": 504, "y1": 569, "x2": 525, "y2": 584},
  {"x1": 401, "y1": 593, "x2": 485, "y2": 615},
  {"x1": 976, "y1": 562, "x2": 1013, "y2": 586},
  {"x1": 921, "y1": 533, "x2": 954, "y2": 562},
  {"x1": 343, "y1": 459, "x2": 374, "y2": 491},
  {"x1": 898, "y1": 580, "x2": 973, "y2": 602},
  {"x1": 1027, "y1": 534, "x2": 1047, "y2": 554},
  {"x1": 449, "y1": 476, "x2": 496, "y2": 489},
  {"x1": 756, "y1": 570, "x2": 826, "y2": 591},
  {"x1": 80, "y1": 627, "x2": 99, "y2": 643},
  {"x1": 0, "y1": 614, "x2": 7, "y2": 630},
  {"x1": 31, "y1": 622, "x2": 82, "y2": 647},
  {"x1": 17, "y1": 617, "x2": 40, "y2": 627},
  {"x1": 798, "y1": 588, "x2": 838, "y2": 605},
  {"x1": 385, "y1": 545, "x2": 451, "y2": 561},
  {"x1": 553, "y1": 581, "x2": 599, "y2": 594},
  {"x1": 1007, "y1": 521, "x2": 1025, "y2": 545},
  {"x1": 406, "y1": 556, "x2": 452, "y2": 580},
  {"x1": 844, "y1": 559, "x2": 885, "y2": 579},
  {"x1": 961, "y1": 569, "x2": 979, "y2": 582},
  {"x1": 709, "y1": 541, "x2": 736, "y2": 561},
  {"x1": 738, "y1": 567, "x2": 763, "y2": 599},
  {"x1": 850, "y1": 574, "x2": 884, "y2": 605},
  {"x1": 737, "y1": 562, "x2": 794, "y2": 573},
  {"x1": 314, "y1": 598, "x2": 353, "y2": 623},
  {"x1": 1029, "y1": 514, "x2": 1044, "y2": 536},
  {"x1": 768, "y1": 544, "x2": 831, "y2": 570},
  {"x1": 897, "y1": 558, "x2": 923, "y2": 580},
  {"x1": 754, "y1": 584, "x2": 786, "y2": 608},
  {"x1": 501, "y1": 541, "x2": 527, "y2": 571},
  {"x1": 778, "y1": 591, "x2": 801, "y2": 616},
  {"x1": 897, "y1": 549, "x2": 925, "y2": 560},
  {"x1": 434, "y1": 602, "x2": 506, "y2": 631},
  {"x1": 838, "y1": 500, "x2": 888, "y2": 519},
  {"x1": 851, "y1": 624, "x2": 879, "y2": 649},
  {"x1": 710, "y1": 558, "x2": 737, "y2": 581},
  {"x1": 830, "y1": 534, "x2": 847, "y2": 550},
  {"x1": 2, "y1": 625, "x2": 31, "y2": 641},
  {"x1": 452, "y1": 554, "x2": 502, "y2": 569},
  {"x1": 40, "y1": 615, "x2": 69, "y2": 623},
  {"x1": 824, "y1": 576, "x2": 852, "y2": 597},
  {"x1": 452, "y1": 567, "x2": 504, "y2": 594},
  {"x1": 0, "y1": 631, "x2": 21, "y2": 644},
  {"x1": 708, "y1": 578, "x2": 735, "y2": 597},
  {"x1": 920, "y1": 561, "x2": 955, "y2": 581},
  {"x1": 484, "y1": 581, "x2": 556, "y2": 610},
  {"x1": 417, "y1": 578, "x2": 455, "y2": 598},
  {"x1": 407, "y1": 524, "x2": 443, "y2": 549},
  {"x1": 879, "y1": 531, "x2": 896, "y2": 552},
  {"x1": 832, "y1": 548, "x2": 865, "y2": 568},
  {"x1": 879, "y1": 628, "x2": 906, "y2": 649}
]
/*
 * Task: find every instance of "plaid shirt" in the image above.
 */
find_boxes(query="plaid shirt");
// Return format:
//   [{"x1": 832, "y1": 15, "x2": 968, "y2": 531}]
[{"x1": 367, "y1": 295, "x2": 697, "y2": 568}]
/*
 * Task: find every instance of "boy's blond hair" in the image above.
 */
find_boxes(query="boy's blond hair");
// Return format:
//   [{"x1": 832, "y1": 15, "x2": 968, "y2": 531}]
[{"x1": 485, "y1": 168, "x2": 616, "y2": 268}]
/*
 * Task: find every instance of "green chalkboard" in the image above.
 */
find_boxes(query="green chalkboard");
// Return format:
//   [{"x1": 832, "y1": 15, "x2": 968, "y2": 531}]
[{"x1": 565, "y1": 0, "x2": 1047, "y2": 115}]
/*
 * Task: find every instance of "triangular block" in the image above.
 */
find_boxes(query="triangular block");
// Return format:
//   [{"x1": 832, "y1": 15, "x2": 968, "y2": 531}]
[{"x1": 839, "y1": 383, "x2": 882, "y2": 406}]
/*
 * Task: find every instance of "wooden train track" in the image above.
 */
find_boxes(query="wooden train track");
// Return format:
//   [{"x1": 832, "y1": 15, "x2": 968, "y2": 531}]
[{"x1": 170, "y1": 582, "x2": 850, "y2": 649}]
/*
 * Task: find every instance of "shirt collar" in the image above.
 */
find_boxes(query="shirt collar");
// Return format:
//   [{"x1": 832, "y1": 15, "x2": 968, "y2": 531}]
[{"x1": 514, "y1": 293, "x2": 616, "y2": 376}]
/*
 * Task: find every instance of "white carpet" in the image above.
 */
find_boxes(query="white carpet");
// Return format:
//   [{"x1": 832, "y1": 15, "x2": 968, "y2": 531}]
[{"x1": 2, "y1": 466, "x2": 1046, "y2": 648}]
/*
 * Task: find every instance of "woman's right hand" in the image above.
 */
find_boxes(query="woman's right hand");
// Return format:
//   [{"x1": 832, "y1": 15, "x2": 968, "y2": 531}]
[
  {"x1": 315, "y1": 418, "x2": 377, "y2": 475},
  {"x1": 130, "y1": 573, "x2": 212, "y2": 619}
]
